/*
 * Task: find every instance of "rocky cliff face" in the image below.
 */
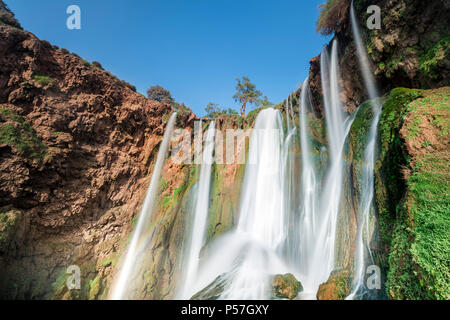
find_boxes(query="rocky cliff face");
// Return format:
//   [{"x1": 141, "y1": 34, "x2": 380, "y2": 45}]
[
  {"x1": 0, "y1": 22, "x2": 190, "y2": 299},
  {"x1": 287, "y1": 0, "x2": 449, "y2": 300},
  {"x1": 0, "y1": 0, "x2": 448, "y2": 300},
  {"x1": 307, "y1": 0, "x2": 449, "y2": 116},
  {"x1": 283, "y1": 0, "x2": 450, "y2": 299}
]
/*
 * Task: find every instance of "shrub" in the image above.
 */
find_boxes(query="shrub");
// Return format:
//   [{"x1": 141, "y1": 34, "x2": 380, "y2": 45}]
[
  {"x1": 32, "y1": 73, "x2": 54, "y2": 86},
  {"x1": 92, "y1": 61, "x2": 104, "y2": 70},
  {"x1": 316, "y1": 0, "x2": 351, "y2": 35},
  {"x1": 147, "y1": 85, "x2": 174, "y2": 104},
  {"x1": 81, "y1": 59, "x2": 90, "y2": 67},
  {"x1": 40, "y1": 40, "x2": 52, "y2": 49},
  {"x1": 0, "y1": 108, "x2": 47, "y2": 160},
  {"x1": 0, "y1": 1, "x2": 22, "y2": 29},
  {"x1": 121, "y1": 80, "x2": 136, "y2": 92}
]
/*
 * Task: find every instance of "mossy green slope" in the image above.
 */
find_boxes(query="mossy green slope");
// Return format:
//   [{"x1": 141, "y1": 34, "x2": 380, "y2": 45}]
[{"x1": 375, "y1": 87, "x2": 449, "y2": 300}]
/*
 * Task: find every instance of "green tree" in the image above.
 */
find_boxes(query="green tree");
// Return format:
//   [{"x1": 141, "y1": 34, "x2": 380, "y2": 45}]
[
  {"x1": 205, "y1": 103, "x2": 239, "y2": 118},
  {"x1": 226, "y1": 108, "x2": 239, "y2": 115},
  {"x1": 205, "y1": 102, "x2": 220, "y2": 117},
  {"x1": 233, "y1": 76, "x2": 262, "y2": 116},
  {"x1": 257, "y1": 96, "x2": 273, "y2": 109},
  {"x1": 146, "y1": 85, "x2": 174, "y2": 104}
]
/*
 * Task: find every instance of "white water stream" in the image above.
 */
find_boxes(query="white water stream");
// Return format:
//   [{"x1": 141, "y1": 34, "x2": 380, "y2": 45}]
[{"x1": 110, "y1": 113, "x2": 177, "y2": 300}]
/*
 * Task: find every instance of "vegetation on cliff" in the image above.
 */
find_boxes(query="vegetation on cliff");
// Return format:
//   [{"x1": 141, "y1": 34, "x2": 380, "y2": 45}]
[
  {"x1": 0, "y1": 0, "x2": 21, "y2": 29},
  {"x1": 375, "y1": 87, "x2": 449, "y2": 300},
  {"x1": 0, "y1": 108, "x2": 48, "y2": 162},
  {"x1": 316, "y1": 0, "x2": 351, "y2": 35},
  {"x1": 0, "y1": 0, "x2": 448, "y2": 301}
]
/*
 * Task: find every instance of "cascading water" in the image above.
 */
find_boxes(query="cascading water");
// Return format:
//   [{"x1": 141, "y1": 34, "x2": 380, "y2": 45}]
[
  {"x1": 347, "y1": 2, "x2": 382, "y2": 299},
  {"x1": 282, "y1": 95, "x2": 300, "y2": 269},
  {"x1": 110, "y1": 113, "x2": 177, "y2": 300},
  {"x1": 296, "y1": 78, "x2": 319, "y2": 294},
  {"x1": 301, "y1": 40, "x2": 355, "y2": 293},
  {"x1": 137, "y1": 7, "x2": 384, "y2": 301},
  {"x1": 178, "y1": 121, "x2": 216, "y2": 299},
  {"x1": 188, "y1": 41, "x2": 363, "y2": 300},
  {"x1": 219, "y1": 108, "x2": 288, "y2": 299}
]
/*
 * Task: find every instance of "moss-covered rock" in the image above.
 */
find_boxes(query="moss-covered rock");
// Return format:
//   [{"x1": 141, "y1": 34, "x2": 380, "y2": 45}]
[
  {"x1": 0, "y1": 205, "x2": 21, "y2": 253},
  {"x1": 206, "y1": 163, "x2": 245, "y2": 243},
  {"x1": 374, "y1": 87, "x2": 449, "y2": 300},
  {"x1": 271, "y1": 273, "x2": 303, "y2": 300},
  {"x1": 374, "y1": 88, "x2": 423, "y2": 271},
  {"x1": 317, "y1": 269, "x2": 352, "y2": 300},
  {"x1": 88, "y1": 276, "x2": 102, "y2": 300},
  {"x1": 384, "y1": 87, "x2": 450, "y2": 300},
  {"x1": 0, "y1": 108, "x2": 47, "y2": 162}
]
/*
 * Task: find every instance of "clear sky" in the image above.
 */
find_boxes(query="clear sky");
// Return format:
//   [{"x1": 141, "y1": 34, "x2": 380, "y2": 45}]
[{"x1": 7, "y1": 0, "x2": 331, "y2": 116}]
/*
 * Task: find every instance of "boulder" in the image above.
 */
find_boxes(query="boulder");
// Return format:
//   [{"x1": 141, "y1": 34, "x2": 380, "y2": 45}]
[
  {"x1": 271, "y1": 273, "x2": 303, "y2": 300},
  {"x1": 316, "y1": 269, "x2": 352, "y2": 300}
]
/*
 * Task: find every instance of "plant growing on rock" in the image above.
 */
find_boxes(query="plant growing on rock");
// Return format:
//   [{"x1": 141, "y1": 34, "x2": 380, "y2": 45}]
[
  {"x1": 147, "y1": 85, "x2": 175, "y2": 104},
  {"x1": 205, "y1": 102, "x2": 239, "y2": 118},
  {"x1": 316, "y1": 0, "x2": 351, "y2": 35},
  {"x1": 0, "y1": 0, "x2": 22, "y2": 29}
]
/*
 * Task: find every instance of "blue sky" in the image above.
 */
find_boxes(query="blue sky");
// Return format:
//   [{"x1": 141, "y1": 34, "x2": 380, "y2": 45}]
[{"x1": 7, "y1": 0, "x2": 331, "y2": 116}]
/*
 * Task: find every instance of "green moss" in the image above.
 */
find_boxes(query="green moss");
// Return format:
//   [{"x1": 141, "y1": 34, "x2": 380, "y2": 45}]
[
  {"x1": 350, "y1": 100, "x2": 375, "y2": 164},
  {"x1": 101, "y1": 255, "x2": 117, "y2": 268},
  {"x1": 88, "y1": 276, "x2": 102, "y2": 300},
  {"x1": 32, "y1": 73, "x2": 54, "y2": 86},
  {"x1": 51, "y1": 268, "x2": 69, "y2": 298},
  {"x1": 387, "y1": 220, "x2": 425, "y2": 299},
  {"x1": 374, "y1": 88, "x2": 423, "y2": 284},
  {"x1": 0, "y1": 108, "x2": 47, "y2": 161},
  {"x1": 376, "y1": 88, "x2": 450, "y2": 300},
  {"x1": 317, "y1": 269, "x2": 351, "y2": 300},
  {"x1": 408, "y1": 93, "x2": 450, "y2": 138},
  {"x1": 419, "y1": 37, "x2": 450, "y2": 79},
  {"x1": 206, "y1": 161, "x2": 246, "y2": 244},
  {"x1": 0, "y1": 206, "x2": 20, "y2": 250},
  {"x1": 161, "y1": 184, "x2": 188, "y2": 209},
  {"x1": 388, "y1": 153, "x2": 450, "y2": 300}
]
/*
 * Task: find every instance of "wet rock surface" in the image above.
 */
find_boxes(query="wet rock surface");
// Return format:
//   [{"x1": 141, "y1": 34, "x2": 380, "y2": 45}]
[{"x1": 272, "y1": 273, "x2": 303, "y2": 300}]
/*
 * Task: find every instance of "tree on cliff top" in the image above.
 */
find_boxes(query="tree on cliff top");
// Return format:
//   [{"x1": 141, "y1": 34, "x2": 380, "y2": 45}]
[
  {"x1": 233, "y1": 76, "x2": 262, "y2": 117},
  {"x1": 316, "y1": 0, "x2": 351, "y2": 35},
  {"x1": 0, "y1": 0, "x2": 22, "y2": 29},
  {"x1": 146, "y1": 85, "x2": 174, "y2": 104},
  {"x1": 205, "y1": 102, "x2": 239, "y2": 118}
]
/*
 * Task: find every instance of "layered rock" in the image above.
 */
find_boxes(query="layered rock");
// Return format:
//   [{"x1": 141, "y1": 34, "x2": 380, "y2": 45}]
[
  {"x1": 0, "y1": 22, "x2": 194, "y2": 299},
  {"x1": 307, "y1": 0, "x2": 450, "y2": 116}
]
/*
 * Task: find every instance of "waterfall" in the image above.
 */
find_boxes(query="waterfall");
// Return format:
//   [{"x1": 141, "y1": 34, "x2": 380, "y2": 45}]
[
  {"x1": 125, "y1": 7, "x2": 384, "y2": 301},
  {"x1": 296, "y1": 78, "x2": 319, "y2": 293},
  {"x1": 110, "y1": 112, "x2": 177, "y2": 300},
  {"x1": 283, "y1": 94, "x2": 299, "y2": 269},
  {"x1": 351, "y1": 2, "x2": 381, "y2": 104},
  {"x1": 301, "y1": 40, "x2": 354, "y2": 293},
  {"x1": 348, "y1": 2, "x2": 382, "y2": 299},
  {"x1": 203, "y1": 108, "x2": 288, "y2": 300},
  {"x1": 178, "y1": 121, "x2": 216, "y2": 299}
]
